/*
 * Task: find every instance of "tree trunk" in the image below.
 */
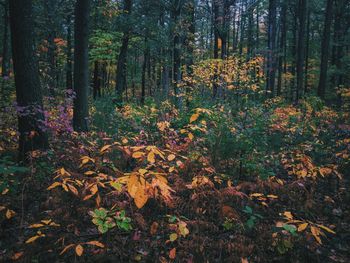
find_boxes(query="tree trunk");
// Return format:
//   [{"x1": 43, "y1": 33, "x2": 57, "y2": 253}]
[
  {"x1": 115, "y1": 0, "x2": 132, "y2": 103},
  {"x1": 317, "y1": 0, "x2": 333, "y2": 99},
  {"x1": 9, "y1": 0, "x2": 49, "y2": 159},
  {"x1": 304, "y1": 9, "x2": 310, "y2": 94},
  {"x1": 66, "y1": 15, "x2": 73, "y2": 91},
  {"x1": 295, "y1": 0, "x2": 307, "y2": 103},
  {"x1": 2, "y1": 0, "x2": 10, "y2": 78},
  {"x1": 93, "y1": 61, "x2": 101, "y2": 99},
  {"x1": 73, "y1": 0, "x2": 90, "y2": 132},
  {"x1": 266, "y1": 0, "x2": 277, "y2": 96},
  {"x1": 277, "y1": 1, "x2": 287, "y2": 96}
]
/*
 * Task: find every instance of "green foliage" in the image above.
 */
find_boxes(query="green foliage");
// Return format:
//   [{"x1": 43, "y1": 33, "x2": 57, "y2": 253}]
[{"x1": 90, "y1": 208, "x2": 132, "y2": 234}]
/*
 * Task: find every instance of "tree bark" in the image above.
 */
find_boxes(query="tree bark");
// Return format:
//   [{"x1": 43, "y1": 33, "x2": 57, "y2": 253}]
[
  {"x1": 295, "y1": 0, "x2": 307, "y2": 103},
  {"x1": 115, "y1": 0, "x2": 132, "y2": 103},
  {"x1": 2, "y1": 0, "x2": 10, "y2": 78},
  {"x1": 73, "y1": 0, "x2": 90, "y2": 132},
  {"x1": 66, "y1": 15, "x2": 73, "y2": 91},
  {"x1": 266, "y1": 0, "x2": 277, "y2": 96},
  {"x1": 9, "y1": 0, "x2": 49, "y2": 159},
  {"x1": 317, "y1": 0, "x2": 333, "y2": 99}
]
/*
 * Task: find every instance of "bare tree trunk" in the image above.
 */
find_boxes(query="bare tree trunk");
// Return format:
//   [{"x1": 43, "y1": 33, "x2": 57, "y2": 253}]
[
  {"x1": 317, "y1": 0, "x2": 333, "y2": 99},
  {"x1": 1, "y1": 0, "x2": 10, "y2": 78},
  {"x1": 9, "y1": 0, "x2": 49, "y2": 159},
  {"x1": 73, "y1": 0, "x2": 90, "y2": 132}
]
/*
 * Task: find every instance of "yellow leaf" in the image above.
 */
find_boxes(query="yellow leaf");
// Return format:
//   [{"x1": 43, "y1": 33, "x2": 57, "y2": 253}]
[
  {"x1": 62, "y1": 184, "x2": 68, "y2": 192},
  {"x1": 317, "y1": 224, "x2": 336, "y2": 234},
  {"x1": 25, "y1": 235, "x2": 40, "y2": 244},
  {"x1": 283, "y1": 211, "x2": 293, "y2": 220},
  {"x1": 190, "y1": 113, "x2": 199, "y2": 123},
  {"x1": 47, "y1": 182, "x2": 61, "y2": 190},
  {"x1": 138, "y1": 169, "x2": 148, "y2": 175},
  {"x1": 250, "y1": 193, "x2": 264, "y2": 197},
  {"x1": 147, "y1": 152, "x2": 156, "y2": 163},
  {"x1": 134, "y1": 186, "x2": 148, "y2": 209},
  {"x1": 298, "y1": 223, "x2": 308, "y2": 232},
  {"x1": 75, "y1": 244, "x2": 84, "y2": 256},
  {"x1": 90, "y1": 184, "x2": 98, "y2": 195},
  {"x1": 85, "y1": 241, "x2": 105, "y2": 248},
  {"x1": 188, "y1": 133, "x2": 194, "y2": 140},
  {"x1": 84, "y1": 171, "x2": 95, "y2": 176},
  {"x1": 6, "y1": 209, "x2": 15, "y2": 219},
  {"x1": 267, "y1": 195, "x2": 278, "y2": 199},
  {"x1": 169, "y1": 233, "x2": 178, "y2": 242},
  {"x1": 29, "y1": 224, "x2": 44, "y2": 228},
  {"x1": 167, "y1": 154, "x2": 176, "y2": 161},
  {"x1": 127, "y1": 174, "x2": 139, "y2": 198},
  {"x1": 41, "y1": 219, "x2": 52, "y2": 225},
  {"x1": 100, "y1": 144, "x2": 112, "y2": 153},
  {"x1": 132, "y1": 152, "x2": 144, "y2": 159}
]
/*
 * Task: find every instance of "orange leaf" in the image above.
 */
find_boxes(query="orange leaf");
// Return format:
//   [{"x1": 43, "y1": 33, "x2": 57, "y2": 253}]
[
  {"x1": 85, "y1": 241, "x2": 105, "y2": 248},
  {"x1": 297, "y1": 223, "x2": 308, "y2": 232},
  {"x1": 169, "y1": 248, "x2": 176, "y2": 259},
  {"x1": 60, "y1": 244, "x2": 75, "y2": 255},
  {"x1": 147, "y1": 151, "x2": 156, "y2": 163},
  {"x1": 75, "y1": 244, "x2": 84, "y2": 256},
  {"x1": 132, "y1": 152, "x2": 144, "y2": 159},
  {"x1": 190, "y1": 113, "x2": 199, "y2": 123},
  {"x1": 167, "y1": 154, "x2": 176, "y2": 161}
]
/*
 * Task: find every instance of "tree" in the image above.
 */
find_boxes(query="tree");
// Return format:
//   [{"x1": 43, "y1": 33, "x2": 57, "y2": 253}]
[
  {"x1": 295, "y1": 0, "x2": 307, "y2": 102},
  {"x1": 1, "y1": 0, "x2": 10, "y2": 78},
  {"x1": 317, "y1": 0, "x2": 333, "y2": 99},
  {"x1": 266, "y1": 0, "x2": 277, "y2": 96},
  {"x1": 73, "y1": 0, "x2": 91, "y2": 132},
  {"x1": 115, "y1": 0, "x2": 133, "y2": 103},
  {"x1": 9, "y1": 0, "x2": 48, "y2": 159}
]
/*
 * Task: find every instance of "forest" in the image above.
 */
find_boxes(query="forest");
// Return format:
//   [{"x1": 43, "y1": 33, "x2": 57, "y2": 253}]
[{"x1": 0, "y1": 0, "x2": 349, "y2": 262}]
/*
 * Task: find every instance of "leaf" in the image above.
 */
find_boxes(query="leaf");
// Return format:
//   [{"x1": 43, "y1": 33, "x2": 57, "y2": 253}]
[
  {"x1": 169, "y1": 233, "x2": 178, "y2": 242},
  {"x1": 147, "y1": 151, "x2": 156, "y2": 163},
  {"x1": 190, "y1": 113, "x2": 199, "y2": 123},
  {"x1": 11, "y1": 252, "x2": 24, "y2": 260},
  {"x1": 134, "y1": 186, "x2": 148, "y2": 209},
  {"x1": 298, "y1": 223, "x2": 308, "y2": 232},
  {"x1": 127, "y1": 174, "x2": 139, "y2": 198},
  {"x1": 84, "y1": 171, "x2": 95, "y2": 176},
  {"x1": 132, "y1": 151, "x2": 145, "y2": 159},
  {"x1": 283, "y1": 211, "x2": 293, "y2": 220},
  {"x1": 100, "y1": 144, "x2": 112, "y2": 153},
  {"x1": 188, "y1": 133, "x2": 194, "y2": 140},
  {"x1": 29, "y1": 223, "x2": 44, "y2": 228},
  {"x1": 47, "y1": 182, "x2": 61, "y2": 190},
  {"x1": 68, "y1": 184, "x2": 79, "y2": 196},
  {"x1": 150, "y1": 221, "x2": 159, "y2": 235},
  {"x1": 250, "y1": 193, "x2": 264, "y2": 197},
  {"x1": 317, "y1": 224, "x2": 336, "y2": 234},
  {"x1": 169, "y1": 248, "x2": 176, "y2": 259},
  {"x1": 6, "y1": 209, "x2": 15, "y2": 219},
  {"x1": 25, "y1": 235, "x2": 40, "y2": 244},
  {"x1": 241, "y1": 258, "x2": 249, "y2": 263},
  {"x1": 167, "y1": 154, "x2": 176, "y2": 161},
  {"x1": 138, "y1": 169, "x2": 148, "y2": 175},
  {"x1": 311, "y1": 226, "x2": 322, "y2": 244},
  {"x1": 85, "y1": 241, "x2": 105, "y2": 248},
  {"x1": 60, "y1": 244, "x2": 75, "y2": 255},
  {"x1": 75, "y1": 244, "x2": 84, "y2": 256}
]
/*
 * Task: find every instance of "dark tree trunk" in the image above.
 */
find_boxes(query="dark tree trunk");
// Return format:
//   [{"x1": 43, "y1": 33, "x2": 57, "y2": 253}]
[
  {"x1": 93, "y1": 61, "x2": 101, "y2": 99},
  {"x1": 73, "y1": 0, "x2": 90, "y2": 132},
  {"x1": 141, "y1": 37, "x2": 148, "y2": 105},
  {"x1": 115, "y1": 0, "x2": 132, "y2": 103},
  {"x1": 266, "y1": 0, "x2": 277, "y2": 96},
  {"x1": 2, "y1": 0, "x2": 10, "y2": 78},
  {"x1": 247, "y1": 10, "x2": 253, "y2": 57},
  {"x1": 45, "y1": 0, "x2": 57, "y2": 95},
  {"x1": 255, "y1": 2, "x2": 259, "y2": 54},
  {"x1": 172, "y1": 0, "x2": 182, "y2": 103},
  {"x1": 304, "y1": 9, "x2": 310, "y2": 94},
  {"x1": 66, "y1": 15, "x2": 73, "y2": 91},
  {"x1": 317, "y1": 0, "x2": 333, "y2": 99},
  {"x1": 9, "y1": 0, "x2": 49, "y2": 159},
  {"x1": 295, "y1": 0, "x2": 307, "y2": 103},
  {"x1": 277, "y1": 1, "x2": 287, "y2": 96}
]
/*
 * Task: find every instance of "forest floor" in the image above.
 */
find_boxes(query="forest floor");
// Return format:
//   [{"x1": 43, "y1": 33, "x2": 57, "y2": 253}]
[{"x1": 1, "y1": 91, "x2": 350, "y2": 262}]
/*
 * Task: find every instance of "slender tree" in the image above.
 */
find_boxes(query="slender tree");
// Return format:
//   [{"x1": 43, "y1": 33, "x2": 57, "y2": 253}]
[
  {"x1": 73, "y1": 0, "x2": 91, "y2": 132},
  {"x1": 115, "y1": 0, "x2": 132, "y2": 103},
  {"x1": 317, "y1": 0, "x2": 333, "y2": 99},
  {"x1": 1, "y1": 0, "x2": 10, "y2": 78},
  {"x1": 9, "y1": 0, "x2": 49, "y2": 159}
]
